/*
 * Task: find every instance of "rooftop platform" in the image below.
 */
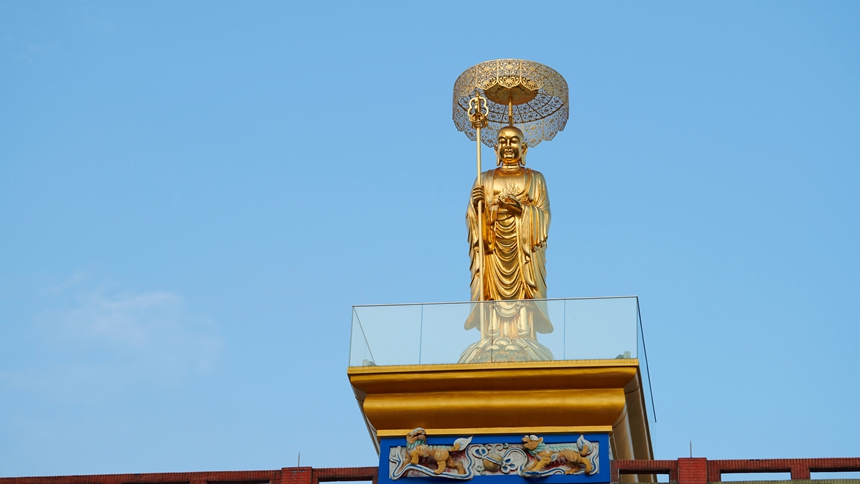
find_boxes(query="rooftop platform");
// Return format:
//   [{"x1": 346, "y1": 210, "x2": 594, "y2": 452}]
[{"x1": 346, "y1": 297, "x2": 655, "y2": 463}]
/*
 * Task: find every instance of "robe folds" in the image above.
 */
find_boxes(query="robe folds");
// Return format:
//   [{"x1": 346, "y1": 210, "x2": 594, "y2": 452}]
[{"x1": 464, "y1": 167, "x2": 552, "y2": 336}]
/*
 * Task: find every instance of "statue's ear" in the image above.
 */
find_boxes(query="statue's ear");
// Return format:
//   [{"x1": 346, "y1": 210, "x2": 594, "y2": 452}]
[{"x1": 538, "y1": 437, "x2": 544, "y2": 443}]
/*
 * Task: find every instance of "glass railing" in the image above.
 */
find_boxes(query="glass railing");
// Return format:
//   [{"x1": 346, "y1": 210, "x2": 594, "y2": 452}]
[
  {"x1": 349, "y1": 296, "x2": 655, "y2": 423},
  {"x1": 349, "y1": 296, "x2": 647, "y2": 366}
]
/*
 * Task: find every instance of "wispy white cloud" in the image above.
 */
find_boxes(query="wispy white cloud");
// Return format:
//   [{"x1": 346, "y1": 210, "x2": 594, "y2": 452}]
[{"x1": 1, "y1": 274, "x2": 223, "y2": 400}]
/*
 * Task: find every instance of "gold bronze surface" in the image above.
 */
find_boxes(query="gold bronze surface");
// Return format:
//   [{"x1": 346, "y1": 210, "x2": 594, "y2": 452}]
[
  {"x1": 364, "y1": 388, "x2": 624, "y2": 431},
  {"x1": 455, "y1": 60, "x2": 567, "y2": 363},
  {"x1": 347, "y1": 359, "x2": 652, "y2": 462},
  {"x1": 468, "y1": 92, "x2": 489, "y2": 332},
  {"x1": 468, "y1": 94, "x2": 490, "y2": 130},
  {"x1": 484, "y1": 84, "x2": 538, "y2": 107},
  {"x1": 462, "y1": 128, "x2": 551, "y2": 363},
  {"x1": 378, "y1": 426, "x2": 613, "y2": 438},
  {"x1": 453, "y1": 59, "x2": 569, "y2": 148}
]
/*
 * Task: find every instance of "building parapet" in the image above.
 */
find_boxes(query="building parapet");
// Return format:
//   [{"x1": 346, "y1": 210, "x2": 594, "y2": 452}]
[{"x1": 5, "y1": 457, "x2": 860, "y2": 484}]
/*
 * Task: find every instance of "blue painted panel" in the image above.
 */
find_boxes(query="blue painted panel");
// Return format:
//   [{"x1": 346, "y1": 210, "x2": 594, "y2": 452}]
[{"x1": 377, "y1": 433, "x2": 610, "y2": 484}]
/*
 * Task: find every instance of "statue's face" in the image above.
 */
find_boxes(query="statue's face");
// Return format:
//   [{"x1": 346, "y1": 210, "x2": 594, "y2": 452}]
[{"x1": 496, "y1": 127, "x2": 527, "y2": 165}]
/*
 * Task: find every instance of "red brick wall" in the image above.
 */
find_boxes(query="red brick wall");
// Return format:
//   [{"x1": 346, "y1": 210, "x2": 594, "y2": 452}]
[
  {"x1": 612, "y1": 457, "x2": 860, "y2": 483},
  {"x1": 0, "y1": 468, "x2": 377, "y2": 484},
  {"x1": 4, "y1": 458, "x2": 860, "y2": 484},
  {"x1": 677, "y1": 458, "x2": 707, "y2": 484}
]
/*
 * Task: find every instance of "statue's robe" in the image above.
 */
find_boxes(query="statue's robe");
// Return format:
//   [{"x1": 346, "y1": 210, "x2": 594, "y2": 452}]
[{"x1": 464, "y1": 166, "x2": 552, "y2": 342}]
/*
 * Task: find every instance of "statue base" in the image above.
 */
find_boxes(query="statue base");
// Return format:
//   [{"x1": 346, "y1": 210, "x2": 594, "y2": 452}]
[
  {"x1": 458, "y1": 337, "x2": 553, "y2": 364},
  {"x1": 348, "y1": 359, "x2": 652, "y2": 464}
]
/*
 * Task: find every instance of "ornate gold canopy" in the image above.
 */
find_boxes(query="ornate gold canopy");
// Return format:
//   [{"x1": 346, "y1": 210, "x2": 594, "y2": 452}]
[{"x1": 453, "y1": 59, "x2": 569, "y2": 148}]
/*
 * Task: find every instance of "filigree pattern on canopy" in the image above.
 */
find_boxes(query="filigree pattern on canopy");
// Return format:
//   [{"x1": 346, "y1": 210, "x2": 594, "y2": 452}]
[{"x1": 453, "y1": 59, "x2": 569, "y2": 148}]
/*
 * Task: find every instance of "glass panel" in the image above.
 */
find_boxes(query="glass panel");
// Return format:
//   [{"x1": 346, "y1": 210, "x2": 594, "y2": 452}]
[
  {"x1": 349, "y1": 307, "x2": 374, "y2": 366},
  {"x1": 564, "y1": 297, "x2": 638, "y2": 360},
  {"x1": 419, "y1": 302, "x2": 476, "y2": 365},
  {"x1": 351, "y1": 304, "x2": 422, "y2": 366},
  {"x1": 350, "y1": 297, "x2": 645, "y2": 366}
]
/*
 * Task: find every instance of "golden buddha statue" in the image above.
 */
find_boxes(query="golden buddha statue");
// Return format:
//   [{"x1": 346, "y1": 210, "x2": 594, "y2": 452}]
[{"x1": 460, "y1": 125, "x2": 553, "y2": 363}]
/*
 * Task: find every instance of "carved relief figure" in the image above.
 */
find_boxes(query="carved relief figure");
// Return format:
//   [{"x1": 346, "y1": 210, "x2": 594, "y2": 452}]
[
  {"x1": 521, "y1": 435, "x2": 594, "y2": 476},
  {"x1": 389, "y1": 431, "x2": 598, "y2": 479},
  {"x1": 399, "y1": 428, "x2": 472, "y2": 476}
]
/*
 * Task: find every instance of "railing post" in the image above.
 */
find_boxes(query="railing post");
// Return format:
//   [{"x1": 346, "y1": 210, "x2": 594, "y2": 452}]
[
  {"x1": 678, "y1": 458, "x2": 708, "y2": 484},
  {"x1": 280, "y1": 468, "x2": 312, "y2": 484},
  {"x1": 790, "y1": 464, "x2": 811, "y2": 480}
]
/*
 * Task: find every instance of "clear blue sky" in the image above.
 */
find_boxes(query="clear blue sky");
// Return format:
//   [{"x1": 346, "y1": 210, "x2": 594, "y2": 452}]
[{"x1": 1, "y1": 0, "x2": 858, "y2": 478}]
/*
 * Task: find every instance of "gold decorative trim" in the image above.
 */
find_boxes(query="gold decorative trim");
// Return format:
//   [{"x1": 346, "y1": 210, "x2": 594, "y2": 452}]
[
  {"x1": 377, "y1": 426, "x2": 614, "y2": 438},
  {"x1": 348, "y1": 358, "x2": 640, "y2": 376},
  {"x1": 347, "y1": 359, "x2": 652, "y2": 462}
]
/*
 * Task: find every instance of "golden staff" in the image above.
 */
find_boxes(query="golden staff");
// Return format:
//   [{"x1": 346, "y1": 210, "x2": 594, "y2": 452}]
[{"x1": 467, "y1": 93, "x2": 489, "y2": 303}]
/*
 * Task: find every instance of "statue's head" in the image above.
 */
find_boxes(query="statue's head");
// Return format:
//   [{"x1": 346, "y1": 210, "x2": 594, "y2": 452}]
[{"x1": 495, "y1": 126, "x2": 528, "y2": 166}]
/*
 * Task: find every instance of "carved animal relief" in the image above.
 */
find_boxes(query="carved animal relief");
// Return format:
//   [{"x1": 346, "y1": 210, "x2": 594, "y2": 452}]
[{"x1": 389, "y1": 430, "x2": 599, "y2": 480}]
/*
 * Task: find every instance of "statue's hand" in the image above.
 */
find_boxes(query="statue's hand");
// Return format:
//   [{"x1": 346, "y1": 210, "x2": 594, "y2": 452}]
[
  {"x1": 500, "y1": 195, "x2": 523, "y2": 215},
  {"x1": 471, "y1": 185, "x2": 485, "y2": 207}
]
